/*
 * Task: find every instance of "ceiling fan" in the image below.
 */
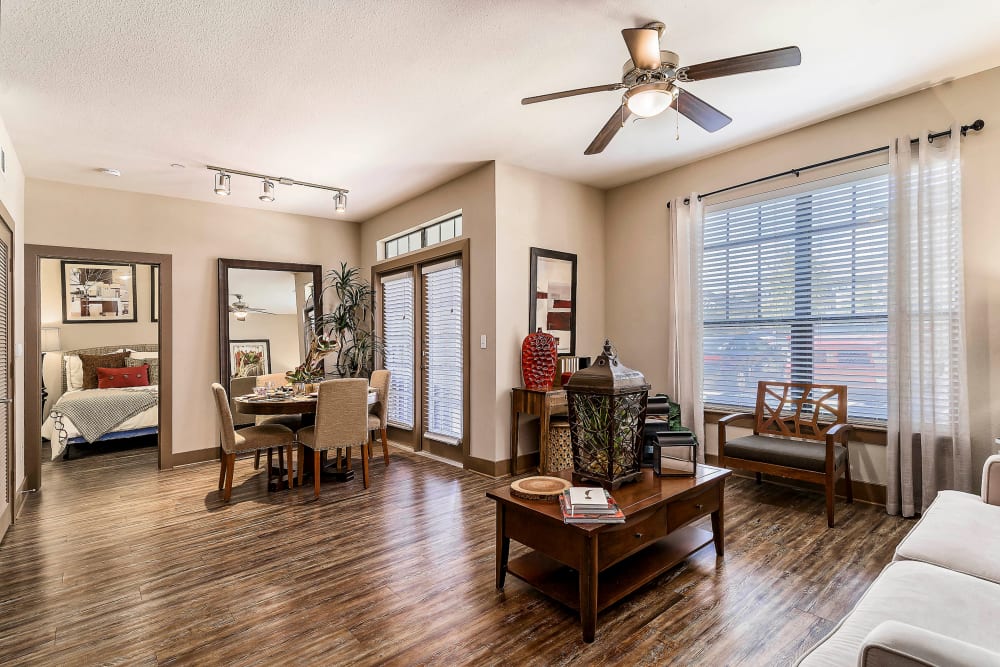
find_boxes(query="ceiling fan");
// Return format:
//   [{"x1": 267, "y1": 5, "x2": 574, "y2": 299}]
[
  {"x1": 229, "y1": 293, "x2": 274, "y2": 321},
  {"x1": 521, "y1": 21, "x2": 801, "y2": 154}
]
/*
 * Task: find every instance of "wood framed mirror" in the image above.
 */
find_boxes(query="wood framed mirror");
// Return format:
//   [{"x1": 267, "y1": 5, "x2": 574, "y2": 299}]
[
  {"x1": 217, "y1": 259, "x2": 323, "y2": 398},
  {"x1": 528, "y1": 247, "x2": 577, "y2": 356}
]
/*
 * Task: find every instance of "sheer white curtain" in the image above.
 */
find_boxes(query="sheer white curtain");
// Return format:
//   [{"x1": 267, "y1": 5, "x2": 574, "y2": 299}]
[
  {"x1": 887, "y1": 124, "x2": 971, "y2": 517},
  {"x1": 666, "y1": 195, "x2": 705, "y2": 455}
]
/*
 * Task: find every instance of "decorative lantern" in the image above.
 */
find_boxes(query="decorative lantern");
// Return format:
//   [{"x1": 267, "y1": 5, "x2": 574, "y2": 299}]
[{"x1": 565, "y1": 340, "x2": 650, "y2": 490}]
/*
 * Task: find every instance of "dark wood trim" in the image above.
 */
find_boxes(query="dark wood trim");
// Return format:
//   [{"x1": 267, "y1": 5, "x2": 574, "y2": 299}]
[
  {"x1": 528, "y1": 247, "x2": 577, "y2": 356},
  {"x1": 466, "y1": 452, "x2": 539, "y2": 478},
  {"x1": 12, "y1": 475, "x2": 27, "y2": 519},
  {"x1": 165, "y1": 446, "x2": 220, "y2": 468},
  {"x1": 150, "y1": 265, "x2": 159, "y2": 323},
  {"x1": 0, "y1": 503, "x2": 8, "y2": 544},
  {"x1": 59, "y1": 260, "x2": 138, "y2": 324},
  {"x1": 24, "y1": 245, "x2": 173, "y2": 489},
  {"x1": 217, "y1": 258, "x2": 323, "y2": 385},
  {"x1": 704, "y1": 409, "x2": 888, "y2": 446},
  {"x1": 372, "y1": 238, "x2": 471, "y2": 466},
  {"x1": 705, "y1": 454, "x2": 886, "y2": 506}
]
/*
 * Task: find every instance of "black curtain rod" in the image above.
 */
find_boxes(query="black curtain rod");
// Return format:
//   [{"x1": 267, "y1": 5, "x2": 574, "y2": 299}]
[{"x1": 666, "y1": 119, "x2": 985, "y2": 208}]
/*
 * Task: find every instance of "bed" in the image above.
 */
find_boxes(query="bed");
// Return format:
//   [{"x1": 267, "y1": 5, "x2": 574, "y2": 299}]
[{"x1": 41, "y1": 344, "x2": 160, "y2": 460}]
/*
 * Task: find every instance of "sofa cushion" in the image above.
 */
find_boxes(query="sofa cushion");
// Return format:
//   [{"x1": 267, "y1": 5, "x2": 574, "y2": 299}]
[
  {"x1": 724, "y1": 434, "x2": 846, "y2": 472},
  {"x1": 797, "y1": 560, "x2": 1000, "y2": 666},
  {"x1": 893, "y1": 490, "x2": 1000, "y2": 585}
]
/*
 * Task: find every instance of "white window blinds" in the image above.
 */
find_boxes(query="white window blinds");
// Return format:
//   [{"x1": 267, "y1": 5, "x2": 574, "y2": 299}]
[
  {"x1": 381, "y1": 272, "x2": 415, "y2": 429},
  {"x1": 702, "y1": 169, "x2": 890, "y2": 422},
  {"x1": 422, "y1": 259, "x2": 463, "y2": 444}
]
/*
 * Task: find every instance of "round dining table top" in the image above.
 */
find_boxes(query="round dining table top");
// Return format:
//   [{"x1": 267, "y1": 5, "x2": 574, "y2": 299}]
[{"x1": 233, "y1": 394, "x2": 317, "y2": 415}]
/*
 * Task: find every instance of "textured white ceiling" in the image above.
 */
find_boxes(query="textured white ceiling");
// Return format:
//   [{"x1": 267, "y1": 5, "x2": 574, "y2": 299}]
[{"x1": 2, "y1": 1, "x2": 1000, "y2": 222}]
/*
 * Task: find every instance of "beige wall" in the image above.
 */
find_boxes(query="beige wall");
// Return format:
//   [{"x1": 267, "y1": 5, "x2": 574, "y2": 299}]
[
  {"x1": 605, "y1": 66, "x2": 1000, "y2": 486},
  {"x1": 360, "y1": 163, "x2": 497, "y2": 461},
  {"x1": 227, "y1": 313, "x2": 301, "y2": 376},
  {"x1": 0, "y1": 114, "x2": 25, "y2": 515},
  {"x1": 40, "y1": 259, "x2": 158, "y2": 350},
  {"x1": 25, "y1": 178, "x2": 360, "y2": 456},
  {"x1": 494, "y1": 163, "x2": 606, "y2": 461}
]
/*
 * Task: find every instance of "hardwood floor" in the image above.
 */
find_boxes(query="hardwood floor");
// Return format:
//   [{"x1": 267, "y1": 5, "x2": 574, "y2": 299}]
[{"x1": 0, "y1": 445, "x2": 912, "y2": 666}]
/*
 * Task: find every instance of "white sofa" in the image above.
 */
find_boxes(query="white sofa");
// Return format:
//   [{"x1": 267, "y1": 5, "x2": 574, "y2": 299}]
[{"x1": 797, "y1": 455, "x2": 1000, "y2": 667}]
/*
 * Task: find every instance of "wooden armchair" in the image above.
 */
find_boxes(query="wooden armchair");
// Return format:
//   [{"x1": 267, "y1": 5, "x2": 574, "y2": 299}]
[{"x1": 719, "y1": 381, "x2": 853, "y2": 527}]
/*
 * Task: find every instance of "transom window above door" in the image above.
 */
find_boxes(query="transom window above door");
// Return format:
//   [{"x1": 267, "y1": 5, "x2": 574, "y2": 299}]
[{"x1": 382, "y1": 214, "x2": 462, "y2": 260}]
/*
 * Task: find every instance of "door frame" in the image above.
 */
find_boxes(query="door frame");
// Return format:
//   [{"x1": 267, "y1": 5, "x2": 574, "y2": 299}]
[
  {"x1": 24, "y1": 245, "x2": 173, "y2": 490},
  {"x1": 373, "y1": 238, "x2": 470, "y2": 464}
]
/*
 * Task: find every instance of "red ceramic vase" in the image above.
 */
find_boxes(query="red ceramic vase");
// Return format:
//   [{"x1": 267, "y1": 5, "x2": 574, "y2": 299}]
[{"x1": 521, "y1": 329, "x2": 558, "y2": 390}]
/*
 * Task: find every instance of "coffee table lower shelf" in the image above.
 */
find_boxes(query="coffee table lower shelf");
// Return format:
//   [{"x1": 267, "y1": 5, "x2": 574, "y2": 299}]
[{"x1": 506, "y1": 524, "x2": 714, "y2": 614}]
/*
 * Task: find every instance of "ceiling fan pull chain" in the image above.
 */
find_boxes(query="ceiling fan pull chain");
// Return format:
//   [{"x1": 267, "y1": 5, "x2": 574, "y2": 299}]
[{"x1": 675, "y1": 105, "x2": 680, "y2": 141}]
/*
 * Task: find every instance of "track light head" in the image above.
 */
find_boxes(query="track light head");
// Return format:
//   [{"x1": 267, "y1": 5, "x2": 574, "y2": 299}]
[
  {"x1": 259, "y1": 180, "x2": 275, "y2": 202},
  {"x1": 334, "y1": 192, "x2": 347, "y2": 214},
  {"x1": 214, "y1": 172, "x2": 231, "y2": 196}
]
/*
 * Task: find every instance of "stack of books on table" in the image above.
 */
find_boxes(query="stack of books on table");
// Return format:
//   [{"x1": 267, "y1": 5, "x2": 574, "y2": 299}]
[{"x1": 559, "y1": 487, "x2": 626, "y2": 524}]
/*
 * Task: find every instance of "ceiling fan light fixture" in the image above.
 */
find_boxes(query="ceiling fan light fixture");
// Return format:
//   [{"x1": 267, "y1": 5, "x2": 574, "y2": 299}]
[
  {"x1": 234, "y1": 310, "x2": 247, "y2": 322},
  {"x1": 259, "y1": 179, "x2": 275, "y2": 202},
  {"x1": 624, "y1": 82, "x2": 676, "y2": 118},
  {"x1": 214, "y1": 172, "x2": 231, "y2": 196}
]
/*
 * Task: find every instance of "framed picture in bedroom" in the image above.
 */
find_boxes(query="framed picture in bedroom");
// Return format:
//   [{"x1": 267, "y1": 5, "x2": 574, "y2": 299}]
[
  {"x1": 528, "y1": 247, "x2": 577, "y2": 355},
  {"x1": 229, "y1": 339, "x2": 271, "y2": 378},
  {"x1": 150, "y1": 264, "x2": 159, "y2": 322},
  {"x1": 61, "y1": 260, "x2": 138, "y2": 324}
]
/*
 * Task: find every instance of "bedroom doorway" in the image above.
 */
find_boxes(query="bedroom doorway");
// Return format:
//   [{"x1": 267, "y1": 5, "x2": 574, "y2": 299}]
[{"x1": 23, "y1": 246, "x2": 172, "y2": 492}]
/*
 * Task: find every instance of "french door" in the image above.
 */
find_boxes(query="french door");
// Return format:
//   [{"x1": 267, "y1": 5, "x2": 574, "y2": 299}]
[
  {"x1": 0, "y1": 218, "x2": 13, "y2": 539},
  {"x1": 377, "y1": 242, "x2": 467, "y2": 464}
]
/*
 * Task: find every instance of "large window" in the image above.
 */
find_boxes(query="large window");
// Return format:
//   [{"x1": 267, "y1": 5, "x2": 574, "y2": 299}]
[
  {"x1": 383, "y1": 214, "x2": 462, "y2": 260},
  {"x1": 702, "y1": 169, "x2": 889, "y2": 422}
]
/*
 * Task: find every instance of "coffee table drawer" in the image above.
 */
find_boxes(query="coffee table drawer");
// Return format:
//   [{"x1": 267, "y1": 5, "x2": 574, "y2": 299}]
[
  {"x1": 598, "y1": 505, "x2": 668, "y2": 569},
  {"x1": 666, "y1": 485, "x2": 719, "y2": 531}
]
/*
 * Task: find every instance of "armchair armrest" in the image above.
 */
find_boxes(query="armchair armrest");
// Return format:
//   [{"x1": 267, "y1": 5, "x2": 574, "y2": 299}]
[
  {"x1": 717, "y1": 413, "x2": 755, "y2": 457},
  {"x1": 825, "y1": 423, "x2": 852, "y2": 441},
  {"x1": 982, "y1": 454, "x2": 1000, "y2": 506},
  {"x1": 860, "y1": 621, "x2": 1000, "y2": 667}
]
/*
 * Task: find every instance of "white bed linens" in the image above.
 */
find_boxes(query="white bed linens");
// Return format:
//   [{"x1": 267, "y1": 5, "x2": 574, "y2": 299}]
[{"x1": 42, "y1": 386, "x2": 159, "y2": 459}]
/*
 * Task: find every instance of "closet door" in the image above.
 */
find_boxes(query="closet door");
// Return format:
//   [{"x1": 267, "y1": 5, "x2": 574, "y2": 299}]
[
  {"x1": 420, "y1": 258, "x2": 464, "y2": 461},
  {"x1": 0, "y1": 218, "x2": 13, "y2": 539}
]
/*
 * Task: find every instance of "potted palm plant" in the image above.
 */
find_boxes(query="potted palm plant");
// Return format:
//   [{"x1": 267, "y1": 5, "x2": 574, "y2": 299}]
[{"x1": 313, "y1": 262, "x2": 381, "y2": 378}]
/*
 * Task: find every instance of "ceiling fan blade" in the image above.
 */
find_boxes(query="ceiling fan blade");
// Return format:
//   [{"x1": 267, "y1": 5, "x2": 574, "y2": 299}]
[
  {"x1": 672, "y1": 88, "x2": 732, "y2": 133},
  {"x1": 521, "y1": 83, "x2": 624, "y2": 105},
  {"x1": 621, "y1": 28, "x2": 662, "y2": 70},
  {"x1": 585, "y1": 105, "x2": 631, "y2": 155},
  {"x1": 679, "y1": 46, "x2": 801, "y2": 82}
]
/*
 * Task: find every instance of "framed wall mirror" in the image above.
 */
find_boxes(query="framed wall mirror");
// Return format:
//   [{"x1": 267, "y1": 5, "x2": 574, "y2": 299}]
[
  {"x1": 528, "y1": 247, "x2": 577, "y2": 355},
  {"x1": 218, "y1": 259, "x2": 323, "y2": 415}
]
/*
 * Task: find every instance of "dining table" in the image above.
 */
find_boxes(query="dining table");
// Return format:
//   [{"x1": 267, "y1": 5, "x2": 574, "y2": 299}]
[{"x1": 234, "y1": 388, "x2": 378, "y2": 490}]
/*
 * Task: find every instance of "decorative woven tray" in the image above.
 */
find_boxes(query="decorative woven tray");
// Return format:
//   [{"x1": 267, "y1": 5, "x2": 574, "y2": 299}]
[{"x1": 510, "y1": 476, "x2": 571, "y2": 502}]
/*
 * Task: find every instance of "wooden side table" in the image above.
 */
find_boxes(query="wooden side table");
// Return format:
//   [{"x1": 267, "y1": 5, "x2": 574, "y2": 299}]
[{"x1": 509, "y1": 387, "x2": 567, "y2": 476}]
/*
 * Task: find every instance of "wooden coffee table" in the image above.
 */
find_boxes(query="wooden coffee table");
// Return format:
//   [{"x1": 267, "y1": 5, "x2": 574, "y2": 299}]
[{"x1": 487, "y1": 465, "x2": 731, "y2": 642}]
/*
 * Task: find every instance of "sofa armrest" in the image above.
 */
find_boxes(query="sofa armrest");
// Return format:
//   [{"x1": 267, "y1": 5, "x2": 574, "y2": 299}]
[
  {"x1": 982, "y1": 455, "x2": 1000, "y2": 506},
  {"x1": 860, "y1": 621, "x2": 1000, "y2": 667}
]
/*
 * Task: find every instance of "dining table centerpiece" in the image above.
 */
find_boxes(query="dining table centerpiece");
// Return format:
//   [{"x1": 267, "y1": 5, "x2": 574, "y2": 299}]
[{"x1": 286, "y1": 334, "x2": 338, "y2": 391}]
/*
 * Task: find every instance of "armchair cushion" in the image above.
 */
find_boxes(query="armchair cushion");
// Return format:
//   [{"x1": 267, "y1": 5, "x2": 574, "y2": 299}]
[
  {"x1": 724, "y1": 434, "x2": 846, "y2": 472},
  {"x1": 893, "y1": 490, "x2": 1000, "y2": 584},
  {"x1": 796, "y1": 561, "x2": 1000, "y2": 666},
  {"x1": 860, "y1": 621, "x2": 1000, "y2": 667}
]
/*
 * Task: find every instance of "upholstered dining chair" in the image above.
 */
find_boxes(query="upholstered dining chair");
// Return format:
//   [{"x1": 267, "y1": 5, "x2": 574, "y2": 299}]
[
  {"x1": 211, "y1": 383, "x2": 295, "y2": 502},
  {"x1": 296, "y1": 378, "x2": 370, "y2": 497},
  {"x1": 368, "y1": 369, "x2": 391, "y2": 467},
  {"x1": 253, "y1": 372, "x2": 302, "y2": 469}
]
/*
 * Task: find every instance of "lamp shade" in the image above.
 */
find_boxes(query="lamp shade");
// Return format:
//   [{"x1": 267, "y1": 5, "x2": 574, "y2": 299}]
[{"x1": 40, "y1": 326, "x2": 61, "y2": 352}]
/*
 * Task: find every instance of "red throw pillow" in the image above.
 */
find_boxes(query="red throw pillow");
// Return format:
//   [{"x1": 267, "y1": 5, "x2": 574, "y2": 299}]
[{"x1": 97, "y1": 366, "x2": 149, "y2": 389}]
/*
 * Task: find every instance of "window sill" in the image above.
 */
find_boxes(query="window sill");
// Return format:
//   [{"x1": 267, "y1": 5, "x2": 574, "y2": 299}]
[{"x1": 703, "y1": 408, "x2": 887, "y2": 446}]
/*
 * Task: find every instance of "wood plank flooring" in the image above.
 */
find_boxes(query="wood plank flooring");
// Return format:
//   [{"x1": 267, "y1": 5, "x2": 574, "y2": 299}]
[{"x1": 0, "y1": 444, "x2": 913, "y2": 666}]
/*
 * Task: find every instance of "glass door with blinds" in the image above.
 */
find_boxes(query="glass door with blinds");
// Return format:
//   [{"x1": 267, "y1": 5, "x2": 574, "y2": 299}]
[
  {"x1": 380, "y1": 271, "x2": 416, "y2": 441},
  {"x1": 420, "y1": 258, "x2": 464, "y2": 461},
  {"x1": 0, "y1": 218, "x2": 13, "y2": 539}
]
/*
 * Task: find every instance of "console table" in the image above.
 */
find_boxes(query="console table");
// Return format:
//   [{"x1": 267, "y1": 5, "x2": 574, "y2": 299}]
[
  {"x1": 509, "y1": 387, "x2": 568, "y2": 476},
  {"x1": 487, "y1": 465, "x2": 731, "y2": 642}
]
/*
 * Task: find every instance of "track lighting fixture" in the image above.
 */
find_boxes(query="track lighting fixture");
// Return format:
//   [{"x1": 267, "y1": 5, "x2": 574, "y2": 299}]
[
  {"x1": 206, "y1": 165, "x2": 348, "y2": 214},
  {"x1": 214, "y1": 172, "x2": 231, "y2": 196},
  {"x1": 259, "y1": 180, "x2": 275, "y2": 202}
]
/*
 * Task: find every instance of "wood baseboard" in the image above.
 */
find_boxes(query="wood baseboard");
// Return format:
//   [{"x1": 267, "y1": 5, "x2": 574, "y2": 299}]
[
  {"x1": 13, "y1": 476, "x2": 28, "y2": 519},
  {"x1": 166, "y1": 447, "x2": 219, "y2": 468},
  {"x1": 465, "y1": 452, "x2": 539, "y2": 478},
  {"x1": 706, "y1": 454, "x2": 886, "y2": 506}
]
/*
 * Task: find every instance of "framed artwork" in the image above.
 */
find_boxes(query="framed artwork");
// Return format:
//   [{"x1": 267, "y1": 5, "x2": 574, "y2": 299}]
[
  {"x1": 229, "y1": 339, "x2": 271, "y2": 378},
  {"x1": 150, "y1": 265, "x2": 160, "y2": 322},
  {"x1": 528, "y1": 247, "x2": 577, "y2": 355},
  {"x1": 61, "y1": 260, "x2": 137, "y2": 324}
]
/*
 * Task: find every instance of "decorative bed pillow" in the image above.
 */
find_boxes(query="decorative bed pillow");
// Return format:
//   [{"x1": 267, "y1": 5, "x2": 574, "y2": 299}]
[
  {"x1": 79, "y1": 352, "x2": 129, "y2": 389},
  {"x1": 64, "y1": 355, "x2": 84, "y2": 391},
  {"x1": 125, "y1": 357, "x2": 159, "y2": 385},
  {"x1": 97, "y1": 366, "x2": 149, "y2": 389}
]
